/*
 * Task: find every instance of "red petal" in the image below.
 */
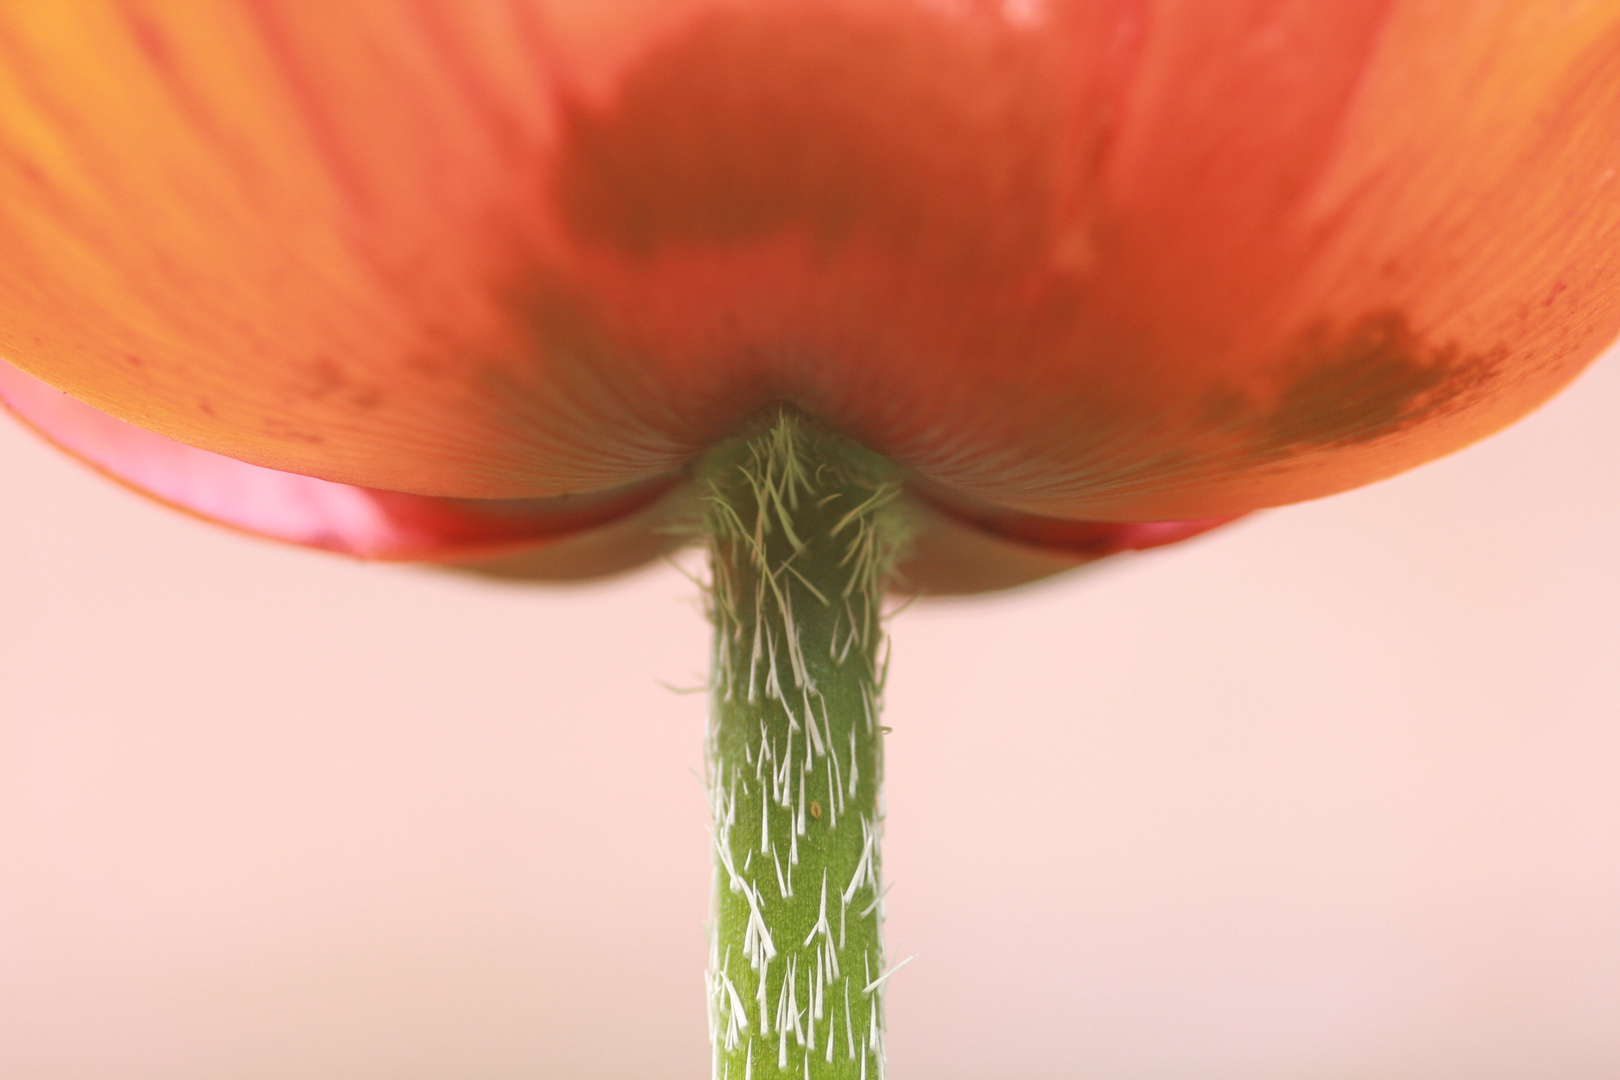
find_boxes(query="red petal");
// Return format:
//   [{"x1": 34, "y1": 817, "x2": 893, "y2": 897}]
[
  {"x1": 899, "y1": 479, "x2": 1239, "y2": 594},
  {"x1": 1, "y1": 2, "x2": 1616, "y2": 530},
  {"x1": 0, "y1": 358, "x2": 679, "y2": 572}
]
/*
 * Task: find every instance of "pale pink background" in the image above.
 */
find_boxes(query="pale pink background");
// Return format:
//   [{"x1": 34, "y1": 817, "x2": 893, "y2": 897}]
[{"x1": 3, "y1": 350, "x2": 1618, "y2": 1080}]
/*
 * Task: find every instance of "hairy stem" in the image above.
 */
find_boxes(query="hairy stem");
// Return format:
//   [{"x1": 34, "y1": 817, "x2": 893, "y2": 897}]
[{"x1": 700, "y1": 412, "x2": 909, "y2": 1080}]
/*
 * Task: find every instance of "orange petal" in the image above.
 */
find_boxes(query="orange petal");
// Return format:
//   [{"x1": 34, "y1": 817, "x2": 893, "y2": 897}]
[
  {"x1": 0, "y1": 357, "x2": 680, "y2": 572},
  {"x1": 899, "y1": 479, "x2": 1238, "y2": 594},
  {"x1": 5, "y1": 353, "x2": 1236, "y2": 589},
  {"x1": 0, "y1": 1, "x2": 1616, "y2": 530}
]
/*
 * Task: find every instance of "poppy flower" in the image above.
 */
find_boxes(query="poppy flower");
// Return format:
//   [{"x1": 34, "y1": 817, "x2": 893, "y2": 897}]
[
  {"x1": 3, "y1": 1, "x2": 1616, "y2": 589},
  {"x1": 2, "y1": 2, "x2": 1619, "y2": 1077}
]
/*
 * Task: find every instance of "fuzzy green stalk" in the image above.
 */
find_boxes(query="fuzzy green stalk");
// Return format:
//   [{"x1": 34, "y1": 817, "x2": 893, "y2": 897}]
[{"x1": 700, "y1": 411, "x2": 910, "y2": 1080}]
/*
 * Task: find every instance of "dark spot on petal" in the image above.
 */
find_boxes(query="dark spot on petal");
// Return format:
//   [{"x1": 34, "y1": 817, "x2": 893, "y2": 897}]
[
  {"x1": 1199, "y1": 383, "x2": 1251, "y2": 431},
  {"x1": 302, "y1": 356, "x2": 347, "y2": 400},
  {"x1": 123, "y1": 8, "x2": 177, "y2": 77},
  {"x1": 262, "y1": 419, "x2": 326, "y2": 445},
  {"x1": 295, "y1": 356, "x2": 384, "y2": 410},
  {"x1": 405, "y1": 353, "x2": 447, "y2": 380},
  {"x1": 1256, "y1": 311, "x2": 1498, "y2": 451},
  {"x1": 551, "y1": 8, "x2": 1061, "y2": 273}
]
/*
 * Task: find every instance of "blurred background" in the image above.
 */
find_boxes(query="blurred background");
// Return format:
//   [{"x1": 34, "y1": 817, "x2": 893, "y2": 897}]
[{"x1": 2, "y1": 349, "x2": 1617, "y2": 1080}]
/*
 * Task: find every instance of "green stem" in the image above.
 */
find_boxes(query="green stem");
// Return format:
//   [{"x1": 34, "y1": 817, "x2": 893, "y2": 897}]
[{"x1": 700, "y1": 412, "x2": 909, "y2": 1080}]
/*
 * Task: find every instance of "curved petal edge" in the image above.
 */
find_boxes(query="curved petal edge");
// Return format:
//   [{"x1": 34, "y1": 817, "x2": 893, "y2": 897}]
[{"x1": 0, "y1": 359, "x2": 680, "y2": 573}]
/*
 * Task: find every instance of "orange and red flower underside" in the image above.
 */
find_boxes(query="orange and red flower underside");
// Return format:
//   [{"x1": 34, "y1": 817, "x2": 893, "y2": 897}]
[{"x1": 1, "y1": 1, "x2": 1617, "y2": 590}]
